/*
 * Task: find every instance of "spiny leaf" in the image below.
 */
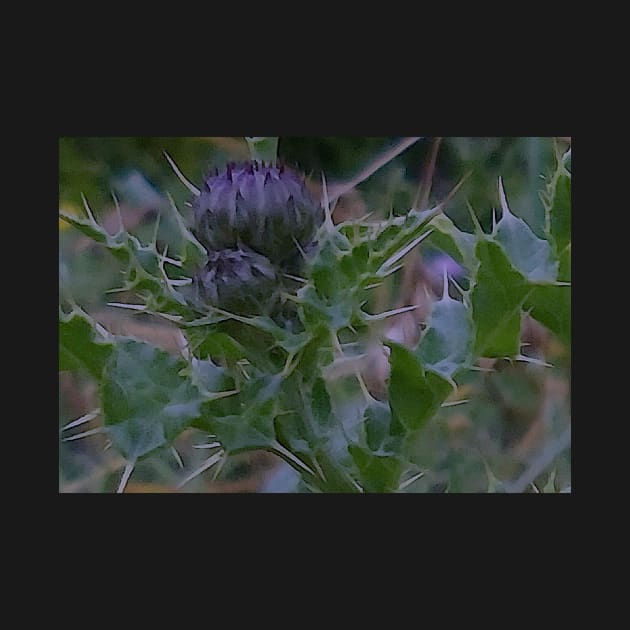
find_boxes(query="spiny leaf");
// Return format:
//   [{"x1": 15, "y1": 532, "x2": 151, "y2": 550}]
[
  {"x1": 386, "y1": 342, "x2": 453, "y2": 432},
  {"x1": 59, "y1": 309, "x2": 114, "y2": 379},
  {"x1": 524, "y1": 283, "x2": 571, "y2": 346},
  {"x1": 495, "y1": 179, "x2": 558, "y2": 283},
  {"x1": 542, "y1": 147, "x2": 571, "y2": 258},
  {"x1": 370, "y1": 207, "x2": 438, "y2": 274},
  {"x1": 347, "y1": 443, "x2": 404, "y2": 493},
  {"x1": 198, "y1": 373, "x2": 286, "y2": 453},
  {"x1": 470, "y1": 239, "x2": 531, "y2": 358},
  {"x1": 101, "y1": 339, "x2": 208, "y2": 460},
  {"x1": 364, "y1": 399, "x2": 396, "y2": 452},
  {"x1": 165, "y1": 192, "x2": 207, "y2": 273},
  {"x1": 185, "y1": 326, "x2": 248, "y2": 362},
  {"x1": 416, "y1": 274, "x2": 473, "y2": 378},
  {"x1": 427, "y1": 213, "x2": 477, "y2": 272},
  {"x1": 59, "y1": 211, "x2": 130, "y2": 265},
  {"x1": 526, "y1": 156, "x2": 571, "y2": 344},
  {"x1": 311, "y1": 377, "x2": 333, "y2": 430}
]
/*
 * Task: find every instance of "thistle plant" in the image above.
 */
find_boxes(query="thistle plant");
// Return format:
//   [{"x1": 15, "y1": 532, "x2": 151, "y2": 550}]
[{"x1": 59, "y1": 137, "x2": 571, "y2": 493}]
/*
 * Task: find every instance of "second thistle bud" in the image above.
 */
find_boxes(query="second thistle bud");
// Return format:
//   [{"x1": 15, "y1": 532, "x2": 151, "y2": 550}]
[{"x1": 191, "y1": 247, "x2": 278, "y2": 314}]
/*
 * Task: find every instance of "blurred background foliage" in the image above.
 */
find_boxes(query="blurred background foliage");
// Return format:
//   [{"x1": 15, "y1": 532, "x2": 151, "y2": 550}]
[{"x1": 59, "y1": 137, "x2": 570, "y2": 493}]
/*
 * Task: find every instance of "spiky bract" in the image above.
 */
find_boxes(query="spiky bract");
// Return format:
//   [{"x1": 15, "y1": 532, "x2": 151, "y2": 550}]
[
  {"x1": 191, "y1": 247, "x2": 278, "y2": 314},
  {"x1": 192, "y1": 161, "x2": 323, "y2": 264}
]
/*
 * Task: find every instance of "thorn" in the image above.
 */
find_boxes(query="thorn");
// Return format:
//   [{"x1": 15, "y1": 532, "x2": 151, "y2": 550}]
[
  {"x1": 441, "y1": 266, "x2": 451, "y2": 301},
  {"x1": 377, "y1": 229, "x2": 434, "y2": 275},
  {"x1": 282, "y1": 273, "x2": 307, "y2": 283},
  {"x1": 106, "y1": 302, "x2": 147, "y2": 311},
  {"x1": 61, "y1": 408, "x2": 101, "y2": 432},
  {"x1": 168, "y1": 278, "x2": 192, "y2": 287},
  {"x1": 210, "y1": 452, "x2": 227, "y2": 481},
  {"x1": 451, "y1": 277, "x2": 467, "y2": 298},
  {"x1": 152, "y1": 209, "x2": 162, "y2": 246},
  {"x1": 192, "y1": 442, "x2": 222, "y2": 449},
  {"x1": 491, "y1": 207, "x2": 499, "y2": 234},
  {"x1": 530, "y1": 482, "x2": 540, "y2": 493},
  {"x1": 291, "y1": 236, "x2": 307, "y2": 261},
  {"x1": 171, "y1": 446, "x2": 184, "y2": 469},
  {"x1": 320, "y1": 172, "x2": 335, "y2": 230},
  {"x1": 165, "y1": 192, "x2": 193, "y2": 241},
  {"x1": 176, "y1": 450, "x2": 224, "y2": 489},
  {"x1": 363, "y1": 304, "x2": 420, "y2": 322},
  {"x1": 355, "y1": 370, "x2": 373, "y2": 403},
  {"x1": 103, "y1": 440, "x2": 112, "y2": 452},
  {"x1": 377, "y1": 263, "x2": 404, "y2": 278},
  {"x1": 158, "y1": 253, "x2": 184, "y2": 267},
  {"x1": 355, "y1": 211, "x2": 376, "y2": 225},
  {"x1": 271, "y1": 441, "x2": 317, "y2": 477},
  {"x1": 163, "y1": 150, "x2": 201, "y2": 196},
  {"x1": 104, "y1": 286, "x2": 131, "y2": 294},
  {"x1": 441, "y1": 399, "x2": 470, "y2": 408},
  {"x1": 203, "y1": 389, "x2": 239, "y2": 402},
  {"x1": 80, "y1": 193, "x2": 97, "y2": 224},
  {"x1": 110, "y1": 191, "x2": 125, "y2": 234},
  {"x1": 398, "y1": 470, "x2": 425, "y2": 491},
  {"x1": 61, "y1": 427, "x2": 103, "y2": 442},
  {"x1": 309, "y1": 457, "x2": 327, "y2": 485},
  {"x1": 116, "y1": 460, "x2": 136, "y2": 493},
  {"x1": 465, "y1": 200, "x2": 484, "y2": 235},
  {"x1": 514, "y1": 353, "x2": 553, "y2": 368},
  {"x1": 498, "y1": 176, "x2": 512, "y2": 219}
]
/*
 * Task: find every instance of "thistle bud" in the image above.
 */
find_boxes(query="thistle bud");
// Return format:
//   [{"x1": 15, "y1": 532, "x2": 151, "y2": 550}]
[
  {"x1": 191, "y1": 247, "x2": 279, "y2": 314},
  {"x1": 192, "y1": 161, "x2": 323, "y2": 264}
]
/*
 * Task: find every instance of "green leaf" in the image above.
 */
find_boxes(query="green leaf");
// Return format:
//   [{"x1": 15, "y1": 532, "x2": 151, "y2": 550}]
[
  {"x1": 471, "y1": 239, "x2": 530, "y2": 357},
  {"x1": 525, "y1": 244, "x2": 570, "y2": 345},
  {"x1": 165, "y1": 192, "x2": 207, "y2": 274},
  {"x1": 364, "y1": 400, "x2": 395, "y2": 452},
  {"x1": 348, "y1": 444, "x2": 403, "y2": 492},
  {"x1": 101, "y1": 340, "x2": 205, "y2": 460},
  {"x1": 543, "y1": 148, "x2": 571, "y2": 257},
  {"x1": 210, "y1": 410, "x2": 276, "y2": 453},
  {"x1": 417, "y1": 284, "x2": 473, "y2": 378},
  {"x1": 205, "y1": 374, "x2": 283, "y2": 453},
  {"x1": 386, "y1": 342, "x2": 453, "y2": 431},
  {"x1": 311, "y1": 240, "x2": 352, "y2": 300},
  {"x1": 59, "y1": 211, "x2": 131, "y2": 265},
  {"x1": 185, "y1": 357, "x2": 234, "y2": 396},
  {"x1": 525, "y1": 285, "x2": 571, "y2": 346},
  {"x1": 311, "y1": 377, "x2": 333, "y2": 430},
  {"x1": 428, "y1": 213, "x2": 477, "y2": 271},
  {"x1": 186, "y1": 326, "x2": 247, "y2": 361},
  {"x1": 59, "y1": 309, "x2": 113, "y2": 379},
  {"x1": 495, "y1": 181, "x2": 558, "y2": 283},
  {"x1": 370, "y1": 208, "x2": 436, "y2": 273}
]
